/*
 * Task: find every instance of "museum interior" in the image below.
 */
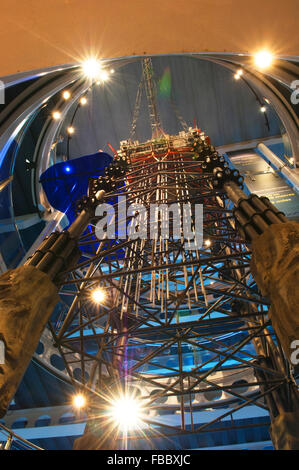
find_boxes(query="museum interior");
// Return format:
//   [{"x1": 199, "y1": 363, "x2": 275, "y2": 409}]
[{"x1": 0, "y1": 0, "x2": 298, "y2": 451}]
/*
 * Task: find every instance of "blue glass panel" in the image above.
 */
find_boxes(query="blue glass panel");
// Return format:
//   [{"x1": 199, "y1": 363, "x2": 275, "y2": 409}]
[{"x1": 40, "y1": 152, "x2": 113, "y2": 225}]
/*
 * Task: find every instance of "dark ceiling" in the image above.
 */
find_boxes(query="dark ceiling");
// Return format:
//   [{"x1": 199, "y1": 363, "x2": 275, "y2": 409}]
[{"x1": 59, "y1": 56, "x2": 282, "y2": 160}]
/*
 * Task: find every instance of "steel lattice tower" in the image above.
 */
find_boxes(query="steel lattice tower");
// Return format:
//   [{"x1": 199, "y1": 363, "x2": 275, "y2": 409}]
[
  {"x1": 41, "y1": 129, "x2": 296, "y2": 450},
  {"x1": 1, "y1": 59, "x2": 298, "y2": 451}
]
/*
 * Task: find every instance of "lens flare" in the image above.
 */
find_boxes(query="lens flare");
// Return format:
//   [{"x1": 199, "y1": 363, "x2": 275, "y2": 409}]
[
  {"x1": 254, "y1": 50, "x2": 273, "y2": 69},
  {"x1": 82, "y1": 58, "x2": 102, "y2": 79},
  {"x1": 91, "y1": 288, "x2": 106, "y2": 304},
  {"x1": 73, "y1": 394, "x2": 86, "y2": 409},
  {"x1": 100, "y1": 70, "x2": 109, "y2": 82},
  {"x1": 109, "y1": 395, "x2": 143, "y2": 431}
]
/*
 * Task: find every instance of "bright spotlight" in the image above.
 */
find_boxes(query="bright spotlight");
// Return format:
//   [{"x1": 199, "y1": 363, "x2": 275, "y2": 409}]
[
  {"x1": 205, "y1": 239, "x2": 211, "y2": 247},
  {"x1": 110, "y1": 69, "x2": 115, "y2": 74},
  {"x1": 67, "y1": 126, "x2": 75, "y2": 135},
  {"x1": 254, "y1": 50, "x2": 273, "y2": 69},
  {"x1": 260, "y1": 106, "x2": 267, "y2": 113},
  {"x1": 110, "y1": 395, "x2": 143, "y2": 431},
  {"x1": 80, "y1": 96, "x2": 87, "y2": 106},
  {"x1": 73, "y1": 394, "x2": 86, "y2": 409},
  {"x1": 91, "y1": 288, "x2": 106, "y2": 304},
  {"x1": 82, "y1": 58, "x2": 102, "y2": 79},
  {"x1": 52, "y1": 111, "x2": 61, "y2": 120},
  {"x1": 234, "y1": 69, "x2": 244, "y2": 80},
  {"x1": 62, "y1": 90, "x2": 71, "y2": 100}
]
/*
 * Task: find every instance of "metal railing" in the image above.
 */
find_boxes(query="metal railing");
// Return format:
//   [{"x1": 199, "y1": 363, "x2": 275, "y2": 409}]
[{"x1": 0, "y1": 422, "x2": 43, "y2": 450}]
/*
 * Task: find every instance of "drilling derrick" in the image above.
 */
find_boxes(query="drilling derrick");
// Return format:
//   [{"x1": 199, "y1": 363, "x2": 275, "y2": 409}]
[
  {"x1": 142, "y1": 58, "x2": 164, "y2": 140},
  {"x1": 70, "y1": 129, "x2": 299, "y2": 450},
  {"x1": 0, "y1": 59, "x2": 298, "y2": 451}
]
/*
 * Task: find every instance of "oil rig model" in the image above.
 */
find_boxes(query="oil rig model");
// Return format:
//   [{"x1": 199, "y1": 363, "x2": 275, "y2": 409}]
[{"x1": 0, "y1": 59, "x2": 299, "y2": 450}]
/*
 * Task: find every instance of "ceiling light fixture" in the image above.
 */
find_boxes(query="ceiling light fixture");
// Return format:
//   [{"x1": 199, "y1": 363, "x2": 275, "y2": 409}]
[
  {"x1": 80, "y1": 96, "x2": 87, "y2": 106},
  {"x1": 67, "y1": 126, "x2": 75, "y2": 135},
  {"x1": 82, "y1": 58, "x2": 102, "y2": 80},
  {"x1": 62, "y1": 90, "x2": 71, "y2": 100},
  {"x1": 52, "y1": 111, "x2": 61, "y2": 120},
  {"x1": 234, "y1": 69, "x2": 243, "y2": 80},
  {"x1": 254, "y1": 50, "x2": 273, "y2": 69}
]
